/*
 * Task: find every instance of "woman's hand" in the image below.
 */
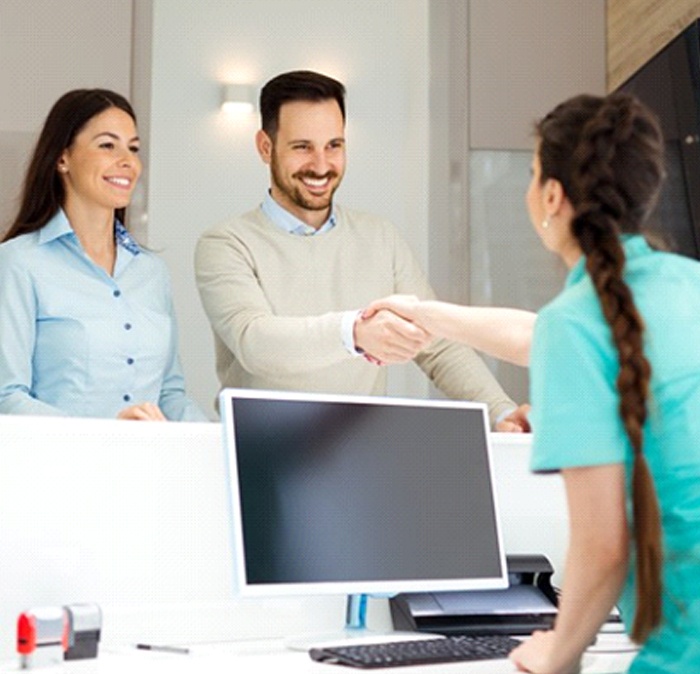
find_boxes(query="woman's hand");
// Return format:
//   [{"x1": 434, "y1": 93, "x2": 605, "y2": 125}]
[
  {"x1": 364, "y1": 296, "x2": 535, "y2": 366},
  {"x1": 362, "y1": 295, "x2": 422, "y2": 322},
  {"x1": 117, "y1": 402, "x2": 167, "y2": 421},
  {"x1": 510, "y1": 630, "x2": 580, "y2": 674}
]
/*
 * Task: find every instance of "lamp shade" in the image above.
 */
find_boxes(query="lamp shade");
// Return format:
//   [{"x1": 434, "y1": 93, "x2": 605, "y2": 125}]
[{"x1": 221, "y1": 83, "x2": 255, "y2": 112}]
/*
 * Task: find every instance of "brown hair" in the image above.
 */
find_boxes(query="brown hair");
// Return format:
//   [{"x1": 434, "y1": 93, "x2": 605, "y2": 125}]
[
  {"x1": 537, "y1": 93, "x2": 665, "y2": 642},
  {"x1": 259, "y1": 70, "x2": 346, "y2": 140},
  {"x1": 2, "y1": 88, "x2": 136, "y2": 242}
]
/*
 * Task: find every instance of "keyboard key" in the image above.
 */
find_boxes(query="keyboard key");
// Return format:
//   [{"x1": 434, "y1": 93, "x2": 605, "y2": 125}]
[{"x1": 309, "y1": 634, "x2": 520, "y2": 668}]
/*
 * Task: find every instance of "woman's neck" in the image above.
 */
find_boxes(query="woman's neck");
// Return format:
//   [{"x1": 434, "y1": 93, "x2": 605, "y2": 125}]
[{"x1": 63, "y1": 201, "x2": 117, "y2": 275}]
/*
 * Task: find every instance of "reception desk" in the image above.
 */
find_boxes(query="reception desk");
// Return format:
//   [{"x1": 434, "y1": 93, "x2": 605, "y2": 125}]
[{"x1": 0, "y1": 415, "x2": 629, "y2": 672}]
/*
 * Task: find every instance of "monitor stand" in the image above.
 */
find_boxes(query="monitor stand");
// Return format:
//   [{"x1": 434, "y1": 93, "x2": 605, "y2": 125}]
[{"x1": 285, "y1": 594, "x2": 424, "y2": 652}]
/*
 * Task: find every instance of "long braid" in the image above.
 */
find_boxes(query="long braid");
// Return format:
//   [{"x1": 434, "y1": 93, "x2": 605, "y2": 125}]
[{"x1": 569, "y1": 95, "x2": 662, "y2": 642}]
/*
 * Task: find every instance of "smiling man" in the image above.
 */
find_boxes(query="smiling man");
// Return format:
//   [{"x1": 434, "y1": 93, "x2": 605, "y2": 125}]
[{"x1": 194, "y1": 70, "x2": 527, "y2": 430}]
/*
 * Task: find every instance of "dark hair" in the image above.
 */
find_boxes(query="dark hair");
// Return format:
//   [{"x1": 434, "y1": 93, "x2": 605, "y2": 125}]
[
  {"x1": 537, "y1": 92, "x2": 665, "y2": 643},
  {"x1": 259, "y1": 70, "x2": 346, "y2": 139},
  {"x1": 2, "y1": 88, "x2": 137, "y2": 242}
]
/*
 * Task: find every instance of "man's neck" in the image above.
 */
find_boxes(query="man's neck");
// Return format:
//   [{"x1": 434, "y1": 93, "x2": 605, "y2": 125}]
[{"x1": 269, "y1": 189, "x2": 330, "y2": 230}]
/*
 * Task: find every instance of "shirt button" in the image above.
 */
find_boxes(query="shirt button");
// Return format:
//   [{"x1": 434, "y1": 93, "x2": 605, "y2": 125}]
[
  {"x1": 123, "y1": 394, "x2": 131, "y2": 402},
  {"x1": 124, "y1": 323, "x2": 132, "y2": 330},
  {"x1": 127, "y1": 357, "x2": 134, "y2": 365},
  {"x1": 113, "y1": 290, "x2": 121, "y2": 298}
]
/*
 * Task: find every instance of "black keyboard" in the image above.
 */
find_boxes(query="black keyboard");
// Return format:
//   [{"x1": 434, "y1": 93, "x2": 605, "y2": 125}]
[{"x1": 309, "y1": 634, "x2": 520, "y2": 668}]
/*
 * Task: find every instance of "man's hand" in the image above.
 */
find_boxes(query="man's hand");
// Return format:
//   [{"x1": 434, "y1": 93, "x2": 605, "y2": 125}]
[
  {"x1": 117, "y1": 402, "x2": 167, "y2": 421},
  {"x1": 354, "y1": 309, "x2": 433, "y2": 364},
  {"x1": 495, "y1": 403, "x2": 531, "y2": 433}
]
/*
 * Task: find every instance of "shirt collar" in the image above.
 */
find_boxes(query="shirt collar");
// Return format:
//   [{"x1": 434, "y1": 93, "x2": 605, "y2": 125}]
[
  {"x1": 38, "y1": 209, "x2": 73, "y2": 244},
  {"x1": 566, "y1": 234, "x2": 652, "y2": 288},
  {"x1": 115, "y1": 221, "x2": 142, "y2": 255},
  {"x1": 38, "y1": 209, "x2": 141, "y2": 255},
  {"x1": 261, "y1": 191, "x2": 336, "y2": 236}
]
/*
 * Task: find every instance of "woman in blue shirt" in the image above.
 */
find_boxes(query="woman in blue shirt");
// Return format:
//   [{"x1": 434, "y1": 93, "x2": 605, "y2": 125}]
[
  {"x1": 0, "y1": 89, "x2": 206, "y2": 421},
  {"x1": 365, "y1": 92, "x2": 700, "y2": 673}
]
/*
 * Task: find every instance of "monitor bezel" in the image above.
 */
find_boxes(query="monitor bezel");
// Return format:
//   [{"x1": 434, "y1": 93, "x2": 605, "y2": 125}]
[{"x1": 220, "y1": 388, "x2": 509, "y2": 598}]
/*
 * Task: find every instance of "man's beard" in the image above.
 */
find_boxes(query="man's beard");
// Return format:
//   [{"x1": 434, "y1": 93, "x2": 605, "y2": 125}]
[{"x1": 270, "y1": 157, "x2": 341, "y2": 212}]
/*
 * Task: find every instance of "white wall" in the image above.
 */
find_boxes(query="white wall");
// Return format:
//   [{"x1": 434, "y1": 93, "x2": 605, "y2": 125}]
[
  {"x1": 141, "y1": 0, "x2": 431, "y2": 416},
  {"x1": 0, "y1": 0, "x2": 132, "y2": 235},
  {"x1": 0, "y1": 1, "x2": 606, "y2": 415}
]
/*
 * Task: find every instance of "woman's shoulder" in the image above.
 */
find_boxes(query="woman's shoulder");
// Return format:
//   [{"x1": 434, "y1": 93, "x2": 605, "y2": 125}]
[
  {"x1": 535, "y1": 281, "x2": 613, "y2": 364},
  {"x1": 0, "y1": 230, "x2": 40, "y2": 250},
  {"x1": 0, "y1": 231, "x2": 41, "y2": 267},
  {"x1": 538, "y1": 276, "x2": 600, "y2": 325},
  {"x1": 646, "y1": 245, "x2": 700, "y2": 277}
]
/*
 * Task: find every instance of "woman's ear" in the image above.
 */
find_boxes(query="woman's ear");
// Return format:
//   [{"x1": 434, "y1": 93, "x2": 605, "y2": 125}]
[
  {"x1": 543, "y1": 178, "x2": 566, "y2": 217},
  {"x1": 57, "y1": 151, "x2": 68, "y2": 174}
]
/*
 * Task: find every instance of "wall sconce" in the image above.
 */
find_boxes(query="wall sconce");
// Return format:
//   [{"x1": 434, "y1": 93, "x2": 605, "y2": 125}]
[{"x1": 221, "y1": 83, "x2": 256, "y2": 113}]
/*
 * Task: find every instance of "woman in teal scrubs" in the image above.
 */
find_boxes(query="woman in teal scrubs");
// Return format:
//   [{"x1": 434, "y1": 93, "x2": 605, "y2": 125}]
[{"x1": 364, "y1": 93, "x2": 700, "y2": 673}]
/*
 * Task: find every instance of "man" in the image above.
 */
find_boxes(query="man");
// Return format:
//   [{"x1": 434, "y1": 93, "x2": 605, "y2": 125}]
[{"x1": 195, "y1": 70, "x2": 528, "y2": 430}]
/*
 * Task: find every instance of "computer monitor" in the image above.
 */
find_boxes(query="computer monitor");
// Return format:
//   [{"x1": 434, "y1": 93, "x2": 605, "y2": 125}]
[{"x1": 220, "y1": 389, "x2": 508, "y2": 642}]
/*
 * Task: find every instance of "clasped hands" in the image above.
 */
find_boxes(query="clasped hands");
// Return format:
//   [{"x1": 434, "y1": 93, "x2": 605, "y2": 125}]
[
  {"x1": 354, "y1": 294, "x2": 531, "y2": 433},
  {"x1": 354, "y1": 295, "x2": 430, "y2": 366}
]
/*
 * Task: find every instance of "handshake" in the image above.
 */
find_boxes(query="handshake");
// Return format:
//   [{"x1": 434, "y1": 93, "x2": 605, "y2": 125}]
[
  {"x1": 354, "y1": 294, "x2": 536, "y2": 367},
  {"x1": 353, "y1": 294, "x2": 536, "y2": 433},
  {"x1": 354, "y1": 295, "x2": 434, "y2": 366}
]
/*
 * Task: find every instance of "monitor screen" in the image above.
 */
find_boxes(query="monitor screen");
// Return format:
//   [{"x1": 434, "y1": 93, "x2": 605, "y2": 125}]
[{"x1": 220, "y1": 389, "x2": 508, "y2": 599}]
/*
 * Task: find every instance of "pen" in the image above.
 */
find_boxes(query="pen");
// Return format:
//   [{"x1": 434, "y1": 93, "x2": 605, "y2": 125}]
[{"x1": 136, "y1": 643, "x2": 190, "y2": 655}]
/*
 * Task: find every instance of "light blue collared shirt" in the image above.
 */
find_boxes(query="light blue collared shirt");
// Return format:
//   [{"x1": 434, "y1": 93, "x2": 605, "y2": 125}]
[
  {"x1": 0, "y1": 210, "x2": 206, "y2": 420},
  {"x1": 261, "y1": 192, "x2": 361, "y2": 355},
  {"x1": 261, "y1": 191, "x2": 337, "y2": 236}
]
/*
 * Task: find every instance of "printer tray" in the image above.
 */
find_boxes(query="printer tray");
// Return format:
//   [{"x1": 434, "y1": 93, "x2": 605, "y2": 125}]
[{"x1": 390, "y1": 554, "x2": 558, "y2": 637}]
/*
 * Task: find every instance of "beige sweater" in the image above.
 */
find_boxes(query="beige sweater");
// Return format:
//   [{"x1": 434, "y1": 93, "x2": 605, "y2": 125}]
[{"x1": 195, "y1": 205, "x2": 515, "y2": 425}]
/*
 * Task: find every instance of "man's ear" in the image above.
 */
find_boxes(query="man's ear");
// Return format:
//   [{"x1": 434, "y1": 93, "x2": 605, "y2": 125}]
[{"x1": 255, "y1": 129, "x2": 273, "y2": 164}]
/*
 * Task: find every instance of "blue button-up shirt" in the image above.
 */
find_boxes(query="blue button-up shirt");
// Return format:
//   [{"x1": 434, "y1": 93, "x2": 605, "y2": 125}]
[{"x1": 0, "y1": 210, "x2": 206, "y2": 420}]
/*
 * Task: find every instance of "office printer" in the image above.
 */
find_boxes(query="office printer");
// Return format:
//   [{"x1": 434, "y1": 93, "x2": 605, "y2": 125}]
[{"x1": 390, "y1": 554, "x2": 558, "y2": 636}]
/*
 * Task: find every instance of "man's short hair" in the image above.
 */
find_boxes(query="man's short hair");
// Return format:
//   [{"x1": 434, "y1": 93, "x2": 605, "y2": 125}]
[{"x1": 260, "y1": 70, "x2": 346, "y2": 139}]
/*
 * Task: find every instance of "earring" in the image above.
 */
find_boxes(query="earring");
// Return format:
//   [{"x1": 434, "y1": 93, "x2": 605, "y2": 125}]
[
  {"x1": 58, "y1": 165, "x2": 67, "y2": 173},
  {"x1": 541, "y1": 217, "x2": 550, "y2": 230}
]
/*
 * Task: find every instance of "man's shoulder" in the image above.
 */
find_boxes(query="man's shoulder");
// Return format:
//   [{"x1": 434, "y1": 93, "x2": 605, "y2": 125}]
[
  {"x1": 198, "y1": 208, "x2": 266, "y2": 242},
  {"x1": 334, "y1": 205, "x2": 403, "y2": 241},
  {"x1": 335, "y1": 204, "x2": 395, "y2": 227}
]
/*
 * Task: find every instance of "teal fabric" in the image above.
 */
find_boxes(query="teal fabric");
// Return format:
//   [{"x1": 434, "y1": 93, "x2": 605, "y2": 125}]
[{"x1": 530, "y1": 235, "x2": 700, "y2": 673}]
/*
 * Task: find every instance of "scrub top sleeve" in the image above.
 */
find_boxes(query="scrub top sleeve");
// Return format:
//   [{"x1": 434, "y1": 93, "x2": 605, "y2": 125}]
[{"x1": 529, "y1": 307, "x2": 629, "y2": 472}]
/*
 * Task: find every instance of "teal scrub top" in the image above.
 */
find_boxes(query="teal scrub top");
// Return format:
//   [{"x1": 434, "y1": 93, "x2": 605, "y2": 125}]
[{"x1": 530, "y1": 236, "x2": 700, "y2": 673}]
